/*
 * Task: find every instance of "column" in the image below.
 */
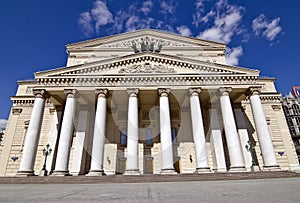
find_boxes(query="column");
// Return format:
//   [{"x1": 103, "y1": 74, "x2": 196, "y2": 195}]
[
  {"x1": 70, "y1": 108, "x2": 90, "y2": 176},
  {"x1": 234, "y1": 108, "x2": 252, "y2": 171},
  {"x1": 17, "y1": 89, "x2": 49, "y2": 176},
  {"x1": 53, "y1": 89, "x2": 78, "y2": 176},
  {"x1": 158, "y1": 88, "x2": 176, "y2": 174},
  {"x1": 219, "y1": 87, "x2": 245, "y2": 171},
  {"x1": 209, "y1": 108, "x2": 227, "y2": 172},
  {"x1": 124, "y1": 88, "x2": 140, "y2": 175},
  {"x1": 188, "y1": 88, "x2": 211, "y2": 173},
  {"x1": 249, "y1": 87, "x2": 279, "y2": 170},
  {"x1": 46, "y1": 107, "x2": 62, "y2": 174},
  {"x1": 87, "y1": 89, "x2": 108, "y2": 176}
]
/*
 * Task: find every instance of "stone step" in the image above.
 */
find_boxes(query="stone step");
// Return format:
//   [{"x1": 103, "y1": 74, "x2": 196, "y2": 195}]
[{"x1": 0, "y1": 171, "x2": 299, "y2": 184}]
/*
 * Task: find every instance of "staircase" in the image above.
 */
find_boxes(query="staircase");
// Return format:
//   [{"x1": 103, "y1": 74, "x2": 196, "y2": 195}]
[{"x1": 0, "y1": 171, "x2": 299, "y2": 184}]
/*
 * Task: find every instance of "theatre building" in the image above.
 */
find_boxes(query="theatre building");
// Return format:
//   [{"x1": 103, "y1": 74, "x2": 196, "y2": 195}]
[{"x1": 0, "y1": 29, "x2": 299, "y2": 176}]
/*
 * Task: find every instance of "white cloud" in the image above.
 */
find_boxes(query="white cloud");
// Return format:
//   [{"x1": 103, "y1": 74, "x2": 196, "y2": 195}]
[
  {"x1": 176, "y1": 26, "x2": 192, "y2": 36},
  {"x1": 140, "y1": 0, "x2": 153, "y2": 15},
  {"x1": 197, "y1": 0, "x2": 244, "y2": 43},
  {"x1": 226, "y1": 46, "x2": 243, "y2": 66},
  {"x1": 91, "y1": 0, "x2": 114, "y2": 33},
  {"x1": 78, "y1": 12, "x2": 94, "y2": 37},
  {"x1": 0, "y1": 119, "x2": 8, "y2": 130},
  {"x1": 125, "y1": 16, "x2": 155, "y2": 32},
  {"x1": 160, "y1": 0, "x2": 177, "y2": 15},
  {"x1": 252, "y1": 14, "x2": 282, "y2": 41},
  {"x1": 78, "y1": 0, "x2": 114, "y2": 36},
  {"x1": 195, "y1": 0, "x2": 208, "y2": 10}
]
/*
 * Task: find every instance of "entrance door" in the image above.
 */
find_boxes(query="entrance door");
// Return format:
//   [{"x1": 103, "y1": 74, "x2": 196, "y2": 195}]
[{"x1": 117, "y1": 158, "x2": 126, "y2": 174}]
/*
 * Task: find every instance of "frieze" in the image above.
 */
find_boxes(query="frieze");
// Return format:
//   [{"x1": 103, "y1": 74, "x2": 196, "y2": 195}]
[
  {"x1": 119, "y1": 62, "x2": 176, "y2": 74},
  {"x1": 40, "y1": 55, "x2": 238, "y2": 78},
  {"x1": 96, "y1": 36, "x2": 198, "y2": 49},
  {"x1": 37, "y1": 75, "x2": 258, "y2": 87}
]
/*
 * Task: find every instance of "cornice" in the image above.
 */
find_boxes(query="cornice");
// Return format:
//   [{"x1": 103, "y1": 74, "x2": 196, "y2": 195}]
[
  {"x1": 66, "y1": 29, "x2": 226, "y2": 50},
  {"x1": 35, "y1": 52, "x2": 259, "y2": 78},
  {"x1": 36, "y1": 74, "x2": 259, "y2": 87}
]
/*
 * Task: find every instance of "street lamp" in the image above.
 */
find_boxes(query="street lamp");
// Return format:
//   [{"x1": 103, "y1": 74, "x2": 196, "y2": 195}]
[
  {"x1": 245, "y1": 140, "x2": 260, "y2": 171},
  {"x1": 39, "y1": 144, "x2": 52, "y2": 176}
]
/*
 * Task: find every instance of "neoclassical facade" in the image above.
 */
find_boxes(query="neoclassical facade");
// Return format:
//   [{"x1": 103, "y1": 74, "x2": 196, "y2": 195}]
[
  {"x1": 282, "y1": 92, "x2": 300, "y2": 163},
  {"x1": 0, "y1": 29, "x2": 299, "y2": 176}
]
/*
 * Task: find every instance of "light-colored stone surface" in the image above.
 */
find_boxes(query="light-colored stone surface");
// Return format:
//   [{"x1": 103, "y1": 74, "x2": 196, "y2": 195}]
[
  {"x1": 1, "y1": 178, "x2": 300, "y2": 202},
  {"x1": 1, "y1": 29, "x2": 299, "y2": 176}
]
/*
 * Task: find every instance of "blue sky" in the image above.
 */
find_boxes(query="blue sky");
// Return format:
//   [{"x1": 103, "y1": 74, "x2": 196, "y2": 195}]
[{"x1": 0, "y1": 0, "x2": 299, "y2": 128}]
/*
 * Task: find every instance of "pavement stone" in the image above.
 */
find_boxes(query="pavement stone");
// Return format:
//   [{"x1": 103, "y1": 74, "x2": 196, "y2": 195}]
[{"x1": 0, "y1": 178, "x2": 300, "y2": 202}]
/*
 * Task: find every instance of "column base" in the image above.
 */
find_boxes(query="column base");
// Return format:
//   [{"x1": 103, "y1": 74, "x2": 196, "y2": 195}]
[
  {"x1": 39, "y1": 169, "x2": 48, "y2": 176},
  {"x1": 16, "y1": 170, "x2": 35, "y2": 177},
  {"x1": 160, "y1": 168, "x2": 177, "y2": 175},
  {"x1": 52, "y1": 170, "x2": 70, "y2": 176},
  {"x1": 229, "y1": 166, "x2": 246, "y2": 172},
  {"x1": 251, "y1": 165, "x2": 260, "y2": 172},
  {"x1": 195, "y1": 167, "x2": 212, "y2": 173},
  {"x1": 213, "y1": 168, "x2": 227, "y2": 173},
  {"x1": 262, "y1": 165, "x2": 282, "y2": 171},
  {"x1": 86, "y1": 170, "x2": 106, "y2": 176},
  {"x1": 124, "y1": 169, "x2": 140, "y2": 176}
]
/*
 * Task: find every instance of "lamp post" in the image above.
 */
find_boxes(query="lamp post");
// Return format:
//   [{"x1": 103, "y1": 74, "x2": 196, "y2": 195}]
[
  {"x1": 39, "y1": 144, "x2": 52, "y2": 176},
  {"x1": 245, "y1": 140, "x2": 260, "y2": 171}
]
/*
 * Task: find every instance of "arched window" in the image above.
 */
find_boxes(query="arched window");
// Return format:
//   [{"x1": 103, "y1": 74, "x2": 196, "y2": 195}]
[
  {"x1": 292, "y1": 104, "x2": 300, "y2": 115},
  {"x1": 120, "y1": 129, "x2": 127, "y2": 145},
  {"x1": 171, "y1": 128, "x2": 177, "y2": 143},
  {"x1": 146, "y1": 128, "x2": 152, "y2": 145},
  {"x1": 283, "y1": 105, "x2": 290, "y2": 116}
]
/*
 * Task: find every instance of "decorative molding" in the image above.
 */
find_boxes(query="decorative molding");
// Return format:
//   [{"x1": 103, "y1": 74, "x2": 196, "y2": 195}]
[
  {"x1": 37, "y1": 54, "x2": 244, "y2": 78},
  {"x1": 218, "y1": 87, "x2": 232, "y2": 97},
  {"x1": 188, "y1": 88, "x2": 201, "y2": 96},
  {"x1": 248, "y1": 86, "x2": 262, "y2": 96},
  {"x1": 119, "y1": 62, "x2": 176, "y2": 74},
  {"x1": 158, "y1": 88, "x2": 170, "y2": 97},
  {"x1": 127, "y1": 88, "x2": 139, "y2": 97},
  {"x1": 12, "y1": 108, "x2": 22, "y2": 115},
  {"x1": 64, "y1": 89, "x2": 79, "y2": 98},
  {"x1": 96, "y1": 36, "x2": 198, "y2": 49},
  {"x1": 272, "y1": 105, "x2": 282, "y2": 111},
  {"x1": 95, "y1": 89, "x2": 108, "y2": 98},
  {"x1": 33, "y1": 89, "x2": 49, "y2": 99},
  {"x1": 37, "y1": 75, "x2": 258, "y2": 87},
  {"x1": 24, "y1": 120, "x2": 30, "y2": 126}
]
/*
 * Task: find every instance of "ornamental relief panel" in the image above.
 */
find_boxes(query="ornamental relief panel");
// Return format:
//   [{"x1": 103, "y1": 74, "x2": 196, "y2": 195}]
[
  {"x1": 94, "y1": 36, "x2": 199, "y2": 49},
  {"x1": 37, "y1": 75, "x2": 258, "y2": 87},
  {"x1": 118, "y1": 62, "x2": 176, "y2": 74}
]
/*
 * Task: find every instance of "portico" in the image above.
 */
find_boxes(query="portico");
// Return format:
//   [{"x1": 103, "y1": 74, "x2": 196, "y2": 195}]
[{"x1": 2, "y1": 29, "x2": 297, "y2": 177}]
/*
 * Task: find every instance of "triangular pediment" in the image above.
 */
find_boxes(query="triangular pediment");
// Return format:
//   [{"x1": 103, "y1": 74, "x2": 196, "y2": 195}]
[
  {"x1": 35, "y1": 52, "x2": 259, "y2": 79},
  {"x1": 66, "y1": 29, "x2": 226, "y2": 51}
]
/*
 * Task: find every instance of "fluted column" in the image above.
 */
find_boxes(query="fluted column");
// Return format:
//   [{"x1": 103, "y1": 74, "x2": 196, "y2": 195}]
[
  {"x1": 249, "y1": 87, "x2": 279, "y2": 170},
  {"x1": 189, "y1": 88, "x2": 211, "y2": 173},
  {"x1": 124, "y1": 88, "x2": 140, "y2": 175},
  {"x1": 219, "y1": 87, "x2": 245, "y2": 171},
  {"x1": 158, "y1": 88, "x2": 176, "y2": 174},
  {"x1": 53, "y1": 89, "x2": 78, "y2": 176},
  {"x1": 87, "y1": 89, "x2": 108, "y2": 176},
  {"x1": 17, "y1": 89, "x2": 49, "y2": 176}
]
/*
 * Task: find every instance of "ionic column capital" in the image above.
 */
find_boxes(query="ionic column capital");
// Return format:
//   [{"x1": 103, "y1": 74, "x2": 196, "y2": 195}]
[
  {"x1": 96, "y1": 89, "x2": 108, "y2": 98},
  {"x1": 33, "y1": 89, "x2": 49, "y2": 99},
  {"x1": 64, "y1": 89, "x2": 79, "y2": 98},
  {"x1": 188, "y1": 88, "x2": 201, "y2": 97},
  {"x1": 218, "y1": 87, "x2": 232, "y2": 97},
  {"x1": 248, "y1": 87, "x2": 262, "y2": 96},
  {"x1": 158, "y1": 88, "x2": 170, "y2": 97},
  {"x1": 127, "y1": 88, "x2": 139, "y2": 97}
]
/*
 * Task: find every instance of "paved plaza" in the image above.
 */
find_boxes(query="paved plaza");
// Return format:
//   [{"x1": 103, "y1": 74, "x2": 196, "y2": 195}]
[{"x1": 0, "y1": 177, "x2": 300, "y2": 202}]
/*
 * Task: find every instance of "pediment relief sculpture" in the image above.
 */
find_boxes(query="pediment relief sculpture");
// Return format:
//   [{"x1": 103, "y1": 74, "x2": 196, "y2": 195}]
[{"x1": 119, "y1": 62, "x2": 176, "y2": 74}]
